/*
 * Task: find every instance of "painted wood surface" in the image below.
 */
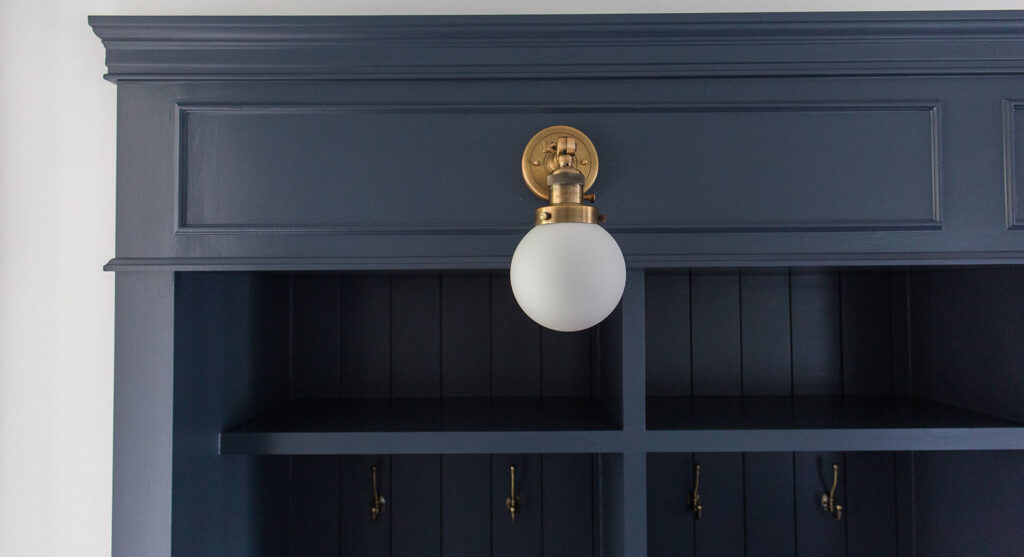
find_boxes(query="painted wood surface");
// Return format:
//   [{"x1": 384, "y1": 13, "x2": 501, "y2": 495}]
[
  {"x1": 91, "y1": 14, "x2": 1024, "y2": 269},
  {"x1": 88, "y1": 13, "x2": 1024, "y2": 82},
  {"x1": 96, "y1": 13, "x2": 1024, "y2": 557},
  {"x1": 163, "y1": 267, "x2": 1024, "y2": 555}
]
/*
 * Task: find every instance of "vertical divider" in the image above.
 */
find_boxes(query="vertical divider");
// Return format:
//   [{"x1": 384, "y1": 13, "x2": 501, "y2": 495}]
[
  {"x1": 620, "y1": 269, "x2": 647, "y2": 556},
  {"x1": 621, "y1": 269, "x2": 646, "y2": 434},
  {"x1": 113, "y1": 273, "x2": 174, "y2": 557},
  {"x1": 622, "y1": 452, "x2": 648, "y2": 557}
]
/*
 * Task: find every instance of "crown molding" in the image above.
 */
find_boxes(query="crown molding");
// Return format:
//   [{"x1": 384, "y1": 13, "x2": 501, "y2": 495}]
[{"x1": 90, "y1": 11, "x2": 1024, "y2": 82}]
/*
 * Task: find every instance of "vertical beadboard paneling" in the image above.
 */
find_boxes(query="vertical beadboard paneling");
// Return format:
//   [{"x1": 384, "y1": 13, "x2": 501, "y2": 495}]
[
  {"x1": 794, "y1": 453, "x2": 846, "y2": 556},
  {"x1": 691, "y1": 271, "x2": 742, "y2": 396},
  {"x1": 840, "y1": 271, "x2": 894, "y2": 395},
  {"x1": 339, "y1": 455, "x2": 391, "y2": 556},
  {"x1": 645, "y1": 273, "x2": 692, "y2": 397},
  {"x1": 644, "y1": 269, "x2": 909, "y2": 557},
  {"x1": 739, "y1": 271, "x2": 798, "y2": 557},
  {"x1": 599, "y1": 302, "x2": 625, "y2": 425},
  {"x1": 791, "y1": 270, "x2": 843, "y2": 396},
  {"x1": 340, "y1": 277, "x2": 391, "y2": 398},
  {"x1": 542, "y1": 454, "x2": 594, "y2": 557},
  {"x1": 290, "y1": 275, "x2": 342, "y2": 398},
  {"x1": 290, "y1": 277, "x2": 343, "y2": 556},
  {"x1": 839, "y1": 272, "x2": 901, "y2": 554},
  {"x1": 889, "y1": 273, "x2": 912, "y2": 396},
  {"x1": 492, "y1": 454, "x2": 543, "y2": 557},
  {"x1": 845, "y1": 452, "x2": 898, "y2": 556},
  {"x1": 914, "y1": 451, "x2": 1024, "y2": 556},
  {"x1": 294, "y1": 268, "x2": 915, "y2": 556},
  {"x1": 441, "y1": 275, "x2": 491, "y2": 397},
  {"x1": 391, "y1": 455, "x2": 442, "y2": 557},
  {"x1": 743, "y1": 453, "x2": 795, "y2": 557},
  {"x1": 491, "y1": 274, "x2": 542, "y2": 397},
  {"x1": 540, "y1": 328, "x2": 593, "y2": 397},
  {"x1": 647, "y1": 453, "x2": 695, "y2": 557},
  {"x1": 441, "y1": 455, "x2": 491, "y2": 556},
  {"x1": 689, "y1": 272, "x2": 744, "y2": 557},
  {"x1": 691, "y1": 453, "x2": 745, "y2": 557},
  {"x1": 390, "y1": 275, "x2": 441, "y2": 398},
  {"x1": 893, "y1": 453, "x2": 916, "y2": 557},
  {"x1": 739, "y1": 270, "x2": 792, "y2": 396},
  {"x1": 289, "y1": 457, "x2": 340, "y2": 557}
]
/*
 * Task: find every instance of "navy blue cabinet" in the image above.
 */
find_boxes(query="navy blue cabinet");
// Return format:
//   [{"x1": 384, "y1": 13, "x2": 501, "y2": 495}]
[{"x1": 94, "y1": 13, "x2": 1024, "y2": 556}]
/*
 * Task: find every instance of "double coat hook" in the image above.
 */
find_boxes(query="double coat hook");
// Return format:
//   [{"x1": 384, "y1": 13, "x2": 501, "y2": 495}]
[
  {"x1": 821, "y1": 463, "x2": 843, "y2": 521},
  {"x1": 505, "y1": 465, "x2": 521, "y2": 521},
  {"x1": 687, "y1": 463, "x2": 703, "y2": 520},
  {"x1": 370, "y1": 465, "x2": 386, "y2": 522}
]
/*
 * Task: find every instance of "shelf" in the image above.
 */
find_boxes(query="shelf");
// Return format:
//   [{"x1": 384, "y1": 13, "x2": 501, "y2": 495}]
[
  {"x1": 646, "y1": 396, "x2": 1024, "y2": 452},
  {"x1": 221, "y1": 396, "x2": 1024, "y2": 454},
  {"x1": 221, "y1": 397, "x2": 623, "y2": 455}
]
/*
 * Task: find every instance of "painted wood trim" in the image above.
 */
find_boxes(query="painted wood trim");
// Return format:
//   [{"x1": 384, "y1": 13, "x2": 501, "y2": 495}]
[
  {"x1": 620, "y1": 270, "x2": 646, "y2": 432},
  {"x1": 220, "y1": 428, "x2": 1024, "y2": 455},
  {"x1": 102, "y1": 251, "x2": 1024, "y2": 272},
  {"x1": 112, "y1": 273, "x2": 174, "y2": 557},
  {"x1": 1005, "y1": 99, "x2": 1024, "y2": 229},
  {"x1": 173, "y1": 101, "x2": 942, "y2": 235},
  {"x1": 218, "y1": 430, "x2": 628, "y2": 455},
  {"x1": 643, "y1": 428, "x2": 1024, "y2": 452},
  {"x1": 90, "y1": 12, "x2": 1024, "y2": 82}
]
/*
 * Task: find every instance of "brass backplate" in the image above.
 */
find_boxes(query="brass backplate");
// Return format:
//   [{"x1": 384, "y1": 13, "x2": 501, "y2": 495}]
[{"x1": 521, "y1": 125, "x2": 599, "y2": 200}]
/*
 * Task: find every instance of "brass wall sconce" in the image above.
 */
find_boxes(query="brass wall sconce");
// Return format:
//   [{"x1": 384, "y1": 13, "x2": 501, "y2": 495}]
[
  {"x1": 510, "y1": 126, "x2": 626, "y2": 332},
  {"x1": 687, "y1": 463, "x2": 703, "y2": 520},
  {"x1": 821, "y1": 463, "x2": 843, "y2": 521},
  {"x1": 505, "y1": 465, "x2": 521, "y2": 522},
  {"x1": 370, "y1": 465, "x2": 386, "y2": 522}
]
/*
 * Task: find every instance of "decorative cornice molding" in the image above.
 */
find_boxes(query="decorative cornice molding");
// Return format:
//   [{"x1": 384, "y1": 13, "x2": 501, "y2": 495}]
[
  {"x1": 103, "y1": 251, "x2": 1024, "y2": 272},
  {"x1": 90, "y1": 12, "x2": 1024, "y2": 82}
]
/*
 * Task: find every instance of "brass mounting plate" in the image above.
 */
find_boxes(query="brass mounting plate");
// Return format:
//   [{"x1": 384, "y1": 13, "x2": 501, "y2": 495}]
[{"x1": 521, "y1": 125, "x2": 599, "y2": 200}]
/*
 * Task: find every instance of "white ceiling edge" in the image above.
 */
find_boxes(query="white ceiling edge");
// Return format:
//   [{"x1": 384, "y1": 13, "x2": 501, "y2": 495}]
[{"x1": 106, "y1": 0, "x2": 1024, "y2": 17}]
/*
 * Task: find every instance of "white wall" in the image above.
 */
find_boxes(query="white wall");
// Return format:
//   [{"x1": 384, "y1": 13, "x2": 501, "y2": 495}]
[{"x1": 1, "y1": 1, "x2": 1020, "y2": 555}]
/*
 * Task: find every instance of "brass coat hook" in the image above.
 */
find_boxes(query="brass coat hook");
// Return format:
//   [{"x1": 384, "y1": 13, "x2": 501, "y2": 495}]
[
  {"x1": 505, "y1": 465, "x2": 521, "y2": 522},
  {"x1": 687, "y1": 463, "x2": 703, "y2": 520},
  {"x1": 821, "y1": 463, "x2": 843, "y2": 521},
  {"x1": 370, "y1": 465, "x2": 386, "y2": 522}
]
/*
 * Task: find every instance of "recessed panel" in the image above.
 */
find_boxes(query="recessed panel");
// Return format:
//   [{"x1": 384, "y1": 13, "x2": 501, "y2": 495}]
[{"x1": 178, "y1": 102, "x2": 940, "y2": 234}]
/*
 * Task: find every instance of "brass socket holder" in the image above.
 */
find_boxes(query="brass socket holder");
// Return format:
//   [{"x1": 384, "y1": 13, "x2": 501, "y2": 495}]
[{"x1": 522, "y1": 126, "x2": 605, "y2": 226}]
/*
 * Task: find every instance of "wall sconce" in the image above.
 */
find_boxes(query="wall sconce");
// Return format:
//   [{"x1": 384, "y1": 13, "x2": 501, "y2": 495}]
[{"x1": 511, "y1": 126, "x2": 626, "y2": 332}]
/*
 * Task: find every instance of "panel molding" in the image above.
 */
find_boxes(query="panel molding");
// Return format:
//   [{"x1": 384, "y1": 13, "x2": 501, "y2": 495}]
[
  {"x1": 89, "y1": 13, "x2": 1024, "y2": 82},
  {"x1": 1004, "y1": 100, "x2": 1024, "y2": 229},
  {"x1": 103, "y1": 250, "x2": 1024, "y2": 272},
  {"x1": 175, "y1": 101, "x2": 942, "y2": 235}
]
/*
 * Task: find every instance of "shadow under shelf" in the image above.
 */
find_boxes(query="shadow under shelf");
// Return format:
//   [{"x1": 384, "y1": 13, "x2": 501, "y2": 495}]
[
  {"x1": 220, "y1": 397, "x2": 623, "y2": 455},
  {"x1": 646, "y1": 396, "x2": 1024, "y2": 452}
]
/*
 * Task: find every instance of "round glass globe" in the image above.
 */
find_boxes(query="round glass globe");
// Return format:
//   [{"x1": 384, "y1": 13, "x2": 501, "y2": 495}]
[{"x1": 510, "y1": 222, "x2": 626, "y2": 332}]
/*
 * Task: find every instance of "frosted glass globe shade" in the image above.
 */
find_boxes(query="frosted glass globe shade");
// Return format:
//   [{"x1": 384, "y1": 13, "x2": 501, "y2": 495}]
[{"x1": 510, "y1": 222, "x2": 626, "y2": 332}]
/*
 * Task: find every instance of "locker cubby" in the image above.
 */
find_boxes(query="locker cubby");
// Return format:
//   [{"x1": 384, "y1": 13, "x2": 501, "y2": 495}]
[
  {"x1": 640, "y1": 266, "x2": 1024, "y2": 556},
  {"x1": 173, "y1": 452, "x2": 623, "y2": 556},
  {"x1": 169, "y1": 270, "x2": 627, "y2": 556},
  {"x1": 643, "y1": 267, "x2": 1024, "y2": 452},
  {"x1": 647, "y1": 451, "x2": 913, "y2": 556},
  {"x1": 173, "y1": 270, "x2": 622, "y2": 451},
  {"x1": 647, "y1": 450, "x2": 1024, "y2": 556}
]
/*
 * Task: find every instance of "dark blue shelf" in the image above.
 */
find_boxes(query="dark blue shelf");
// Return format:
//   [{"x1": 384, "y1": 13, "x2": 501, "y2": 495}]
[
  {"x1": 645, "y1": 396, "x2": 1024, "y2": 452},
  {"x1": 647, "y1": 396, "x2": 1020, "y2": 430},
  {"x1": 220, "y1": 397, "x2": 623, "y2": 455},
  {"x1": 219, "y1": 395, "x2": 1024, "y2": 455}
]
